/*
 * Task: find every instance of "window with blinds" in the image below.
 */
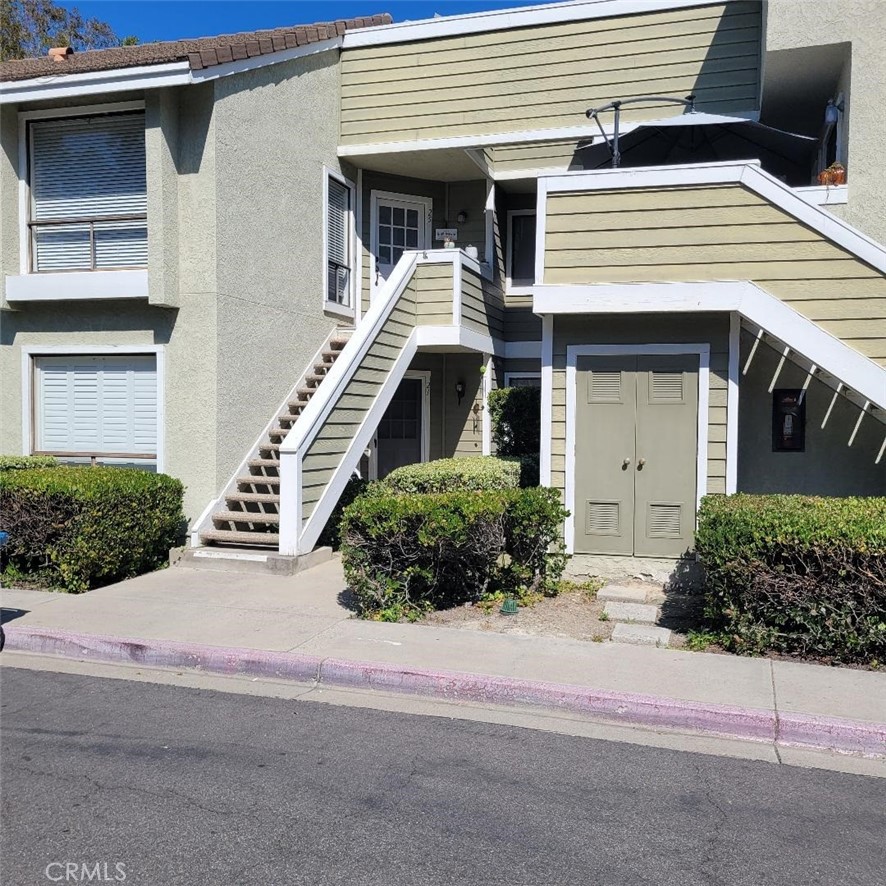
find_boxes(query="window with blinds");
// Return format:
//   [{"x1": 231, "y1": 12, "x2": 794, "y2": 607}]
[
  {"x1": 326, "y1": 175, "x2": 352, "y2": 307},
  {"x1": 34, "y1": 355, "x2": 157, "y2": 461},
  {"x1": 29, "y1": 112, "x2": 147, "y2": 272}
]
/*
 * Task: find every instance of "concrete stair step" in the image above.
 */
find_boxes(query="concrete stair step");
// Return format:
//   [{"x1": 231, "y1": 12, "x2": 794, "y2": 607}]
[
  {"x1": 225, "y1": 491, "x2": 280, "y2": 504},
  {"x1": 603, "y1": 602, "x2": 660, "y2": 625},
  {"x1": 199, "y1": 529, "x2": 279, "y2": 547},
  {"x1": 247, "y1": 459, "x2": 279, "y2": 470},
  {"x1": 267, "y1": 428, "x2": 289, "y2": 439},
  {"x1": 598, "y1": 584, "x2": 651, "y2": 604},
  {"x1": 611, "y1": 623, "x2": 672, "y2": 648},
  {"x1": 213, "y1": 510, "x2": 280, "y2": 525},
  {"x1": 259, "y1": 442, "x2": 281, "y2": 453}
]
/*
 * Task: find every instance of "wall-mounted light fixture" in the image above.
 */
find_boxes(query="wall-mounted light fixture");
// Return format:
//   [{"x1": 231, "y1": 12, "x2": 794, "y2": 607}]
[
  {"x1": 456, "y1": 210, "x2": 468, "y2": 224},
  {"x1": 455, "y1": 380, "x2": 466, "y2": 404},
  {"x1": 824, "y1": 98, "x2": 845, "y2": 126}
]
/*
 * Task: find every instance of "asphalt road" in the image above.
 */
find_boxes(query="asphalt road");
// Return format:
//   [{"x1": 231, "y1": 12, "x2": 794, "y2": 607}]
[{"x1": 1, "y1": 668, "x2": 884, "y2": 886}]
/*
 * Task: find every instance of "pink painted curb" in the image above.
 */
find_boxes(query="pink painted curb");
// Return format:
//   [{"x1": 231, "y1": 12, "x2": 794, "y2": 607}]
[{"x1": 4, "y1": 625, "x2": 884, "y2": 758}]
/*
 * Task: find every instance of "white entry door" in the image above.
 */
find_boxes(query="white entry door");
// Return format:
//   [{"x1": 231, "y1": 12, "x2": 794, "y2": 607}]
[{"x1": 371, "y1": 192, "x2": 431, "y2": 297}]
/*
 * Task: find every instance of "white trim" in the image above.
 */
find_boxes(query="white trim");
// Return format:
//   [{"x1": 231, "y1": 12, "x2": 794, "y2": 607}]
[
  {"x1": 338, "y1": 109, "x2": 760, "y2": 162},
  {"x1": 374, "y1": 369, "x2": 432, "y2": 476},
  {"x1": 415, "y1": 324, "x2": 499, "y2": 355},
  {"x1": 535, "y1": 177, "x2": 548, "y2": 286},
  {"x1": 533, "y1": 281, "x2": 747, "y2": 314},
  {"x1": 482, "y1": 355, "x2": 494, "y2": 456},
  {"x1": 322, "y1": 166, "x2": 356, "y2": 319},
  {"x1": 564, "y1": 343, "x2": 709, "y2": 555},
  {"x1": 189, "y1": 37, "x2": 342, "y2": 82},
  {"x1": 793, "y1": 185, "x2": 848, "y2": 206},
  {"x1": 726, "y1": 312, "x2": 740, "y2": 494},
  {"x1": 504, "y1": 371, "x2": 542, "y2": 386},
  {"x1": 484, "y1": 179, "x2": 496, "y2": 268},
  {"x1": 1, "y1": 63, "x2": 189, "y2": 105},
  {"x1": 539, "y1": 161, "x2": 886, "y2": 275},
  {"x1": 20, "y1": 344, "x2": 165, "y2": 473},
  {"x1": 369, "y1": 190, "x2": 433, "y2": 300},
  {"x1": 539, "y1": 315, "x2": 554, "y2": 486},
  {"x1": 6, "y1": 270, "x2": 149, "y2": 302},
  {"x1": 17, "y1": 100, "x2": 146, "y2": 122},
  {"x1": 355, "y1": 167, "x2": 364, "y2": 324},
  {"x1": 343, "y1": 0, "x2": 725, "y2": 47},
  {"x1": 533, "y1": 280, "x2": 886, "y2": 413},
  {"x1": 452, "y1": 253, "x2": 463, "y2": 326},
  {"x1": 505, "y1": 209, "x2": 537, "y2": 296},
  {"x1": 1, "y1": 38, "x2": 346, "y2": 104},
  {"x1": 504, "y1": 340, "x2": 542, "y2": 359}
]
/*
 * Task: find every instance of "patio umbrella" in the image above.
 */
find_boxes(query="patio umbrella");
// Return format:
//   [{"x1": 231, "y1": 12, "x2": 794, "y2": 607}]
[{"x1": 579, "y1": 112, "x2": 818, "y2": 184}]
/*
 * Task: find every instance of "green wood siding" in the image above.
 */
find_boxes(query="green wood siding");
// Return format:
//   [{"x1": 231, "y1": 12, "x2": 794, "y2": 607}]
[
  {"x1": 544, "y1": 184, "x2": 886, "y2": 365},
  {"x1": 341, "y1": 2, "x2": 762, "y2": 145}
]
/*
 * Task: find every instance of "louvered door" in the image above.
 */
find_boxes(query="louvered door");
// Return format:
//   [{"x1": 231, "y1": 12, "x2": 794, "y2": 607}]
[
  {"x1": 574, "y1": 355, "x2": 698, "y2": 557},
  {"x1": 634, "y1": 356, "x2": 698, "y2": 557},
  {"x1": 575, "y1": 356, "x2": 636, "y2": 555}
]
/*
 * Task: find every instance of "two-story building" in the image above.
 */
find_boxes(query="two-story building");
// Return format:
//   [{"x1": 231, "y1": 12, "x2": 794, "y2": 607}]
[{"x1": 2, "y1": 0, "x2": 884, "y2": 575}]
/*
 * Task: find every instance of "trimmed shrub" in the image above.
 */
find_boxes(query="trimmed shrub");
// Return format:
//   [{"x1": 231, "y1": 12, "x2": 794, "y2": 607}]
[
  {"x1": 488, "y1": 386, "x2": 540, "y2": 457},
  {"x1": 340, "y1": 487, "x2": 569, "y2": 621},
  {"x1": 0, "y1": 455, "x2": 58, "y2": 471},
  {"x1": 0, "y1": 467, "x2": 185, "y2": 592},
  {"x1": 695, "y1": 494, "x2": 886, "y2": 664},
  {"x1": 379, "y1": 456, "x2": 521, "y2": 494}
]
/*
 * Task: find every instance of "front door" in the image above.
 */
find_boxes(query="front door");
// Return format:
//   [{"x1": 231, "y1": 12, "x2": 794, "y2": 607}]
[
  {"x1": 372, "y1": 195, "x2": 429, "y2": 295},
  {"x1": 375, "y1": 376, "x2": 426, "y2": 480},
  {"x1": 575, "y1": 355, "x2": 698, "y2": 557}
]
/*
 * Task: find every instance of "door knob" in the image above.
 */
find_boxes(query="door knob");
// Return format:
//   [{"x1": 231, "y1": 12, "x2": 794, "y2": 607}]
[
  {"x1": 622, "y1": 457, "x2": 631, "y2": 468},
  {"x1": 637, "y1": 458, "x2": 646, "y2": 469}
]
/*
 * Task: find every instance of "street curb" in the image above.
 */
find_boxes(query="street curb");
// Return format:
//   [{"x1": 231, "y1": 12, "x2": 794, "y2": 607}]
[{"x1": 4, "y1": 625, "x2": 884, "y2": 758}]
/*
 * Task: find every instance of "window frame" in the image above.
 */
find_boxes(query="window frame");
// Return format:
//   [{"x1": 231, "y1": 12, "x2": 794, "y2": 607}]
[
  {"x1": 21, "y1": 344, "x2": 165, "y2": 472},
  {"x1": 19, "y1": 100, "x2": 148, "y2": 275},
  {"x1": 322, "y1": 167, "x2": 357, "y2": 319},
  {"x1": 505, "y1": 209, "x2": 537, "y2": 296},
  {"x1": 504, "y1": 371, "x2": 542, "y2": 388}
]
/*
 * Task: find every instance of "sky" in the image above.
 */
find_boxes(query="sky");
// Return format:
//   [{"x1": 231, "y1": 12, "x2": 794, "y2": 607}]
[{"x1": 59, "y1": 0, "x2": 550, "y2": 43}]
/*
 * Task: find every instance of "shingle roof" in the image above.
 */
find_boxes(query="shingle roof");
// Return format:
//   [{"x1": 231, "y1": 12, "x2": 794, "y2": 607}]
[{"x1": 1, "y1": 14, "x2": 392, "y2": 82}]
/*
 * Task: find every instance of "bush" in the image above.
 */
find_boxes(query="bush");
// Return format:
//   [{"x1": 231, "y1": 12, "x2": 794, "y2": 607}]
[
  {"x1": 0, "y1": 467, "x2": 185, "y2": 592},
  {"x1": 379, "y1": 456, "x2": 521, "y2": 494},
  {"x1": 0, "y1": 455, "x2": 58, "y2": 471},
  {"x1": 317, "y1": 472, "x2": 368, "y2": 550},
  {"x1": 695, "y1": 494, "x2": 886, "y2": 664},
  {"x1": 488, "y1": 386, "x2": 540, "y2": 457},
  {"x1": 340, "y1": 487, "x2": 569, "y2": 621}
]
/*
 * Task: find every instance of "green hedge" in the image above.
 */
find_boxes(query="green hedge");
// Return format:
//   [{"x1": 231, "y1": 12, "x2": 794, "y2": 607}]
[
  {"x1": 0, "y1": 467, "x2": 185, "y2": 592},
  {"x1": 379, "y1": 456, "x2": 522, "y2": 494},
  {"x1": 341, "y1": 487, "x2": 569, "y2": 620},
  {"x1": 488, "y1": 386, "x2": 540, "y2": 458},
  {"x1": 0, "y1": 455, "x2": 58, "y2": 471},
  {"x1": 695, "y1": 494, "x2": 886, "y2": 664}
]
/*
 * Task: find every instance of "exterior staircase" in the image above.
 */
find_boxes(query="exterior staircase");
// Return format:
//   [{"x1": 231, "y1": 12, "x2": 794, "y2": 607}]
[{"x1": 197, "y1": 329, "x2": 352, "y2": 548}]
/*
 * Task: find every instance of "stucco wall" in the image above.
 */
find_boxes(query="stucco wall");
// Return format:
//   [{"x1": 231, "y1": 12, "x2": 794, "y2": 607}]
[
  {"x1": 0, "y1": 88, "x2": 220, "y2": 521},
  {"x1": 738, "y1": 333, "x2": 885, "y2": 495},
  {"x1": 211, "y1": 52, "x2": 346, "y2": 494},
  {"x1": 766, "y1": 0, "x2": 886, "y2": 244}
]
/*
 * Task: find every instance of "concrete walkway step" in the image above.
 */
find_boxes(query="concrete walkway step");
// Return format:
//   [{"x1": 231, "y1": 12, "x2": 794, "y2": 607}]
[
  {"x1": 611, "y1": 623, "x2": 672, "y2": 648},
  {"x1": 598, "y1": 584, "x2": 651, "y2": 604},
  {"x1": 603, "y1": 601, "x2": 659, "y2": 624}
]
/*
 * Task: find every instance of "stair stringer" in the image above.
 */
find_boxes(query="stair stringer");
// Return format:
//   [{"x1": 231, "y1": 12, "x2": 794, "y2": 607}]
[
  {"x1": 189, "y1": 328, "x2": 348, "y2": 547},
  {"x1": 278, "y1": 254, "x2": 423, "y2": 556}
]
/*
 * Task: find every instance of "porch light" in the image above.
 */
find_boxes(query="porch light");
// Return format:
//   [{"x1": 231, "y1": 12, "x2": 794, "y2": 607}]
[
  {"x1": 824, "y1": 98, "x2": 844, "y2": 125},
  {"x1": 455, "y1": 380, "x2": 466, "y2": 404},
  {"x1": 456, "y1": 210, "x2": 468, "y2": 224}
]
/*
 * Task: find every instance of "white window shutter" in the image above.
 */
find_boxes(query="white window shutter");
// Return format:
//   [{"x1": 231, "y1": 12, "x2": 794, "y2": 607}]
[
  {"x1": 326, "y1": 177, "x2": 351, "y2": 306},
  {"x1": 30, "y1": 113, "x2": 147, "y2": 271},
  {"x1": 36, "y1": 355, "x2": 157, "y2": 457}
]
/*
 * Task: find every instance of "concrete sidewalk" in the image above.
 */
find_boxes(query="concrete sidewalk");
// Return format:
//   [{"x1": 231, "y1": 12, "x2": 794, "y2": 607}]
[{"x1": 2, "y1": 558, "x2": 885, "y2": 758}]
